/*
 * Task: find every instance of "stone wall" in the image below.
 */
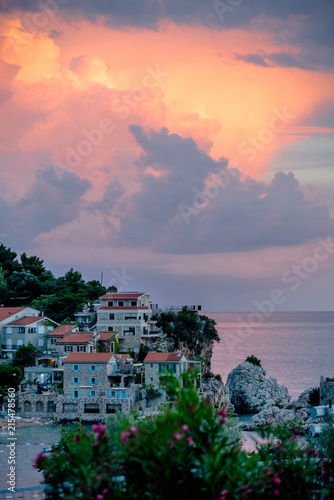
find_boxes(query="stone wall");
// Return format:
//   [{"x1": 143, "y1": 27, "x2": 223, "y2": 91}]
[
  {"x1": 320, "y1": 376, "x2": 334, "y2": 405},
  {"x1": 17, "y1": 389, "x2": 142, "y2": 422}
]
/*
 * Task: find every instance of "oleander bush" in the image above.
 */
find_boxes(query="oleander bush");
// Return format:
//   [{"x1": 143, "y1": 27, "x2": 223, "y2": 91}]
[{"x1": 35, "y1": 372, "x2": 334, "y2": 499}]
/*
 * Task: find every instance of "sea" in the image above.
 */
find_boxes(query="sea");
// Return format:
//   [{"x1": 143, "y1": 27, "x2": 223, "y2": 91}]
[
  {"x1": 210, "y1": 311, "x2": 334, "y2": 400},
  {"x1": 1, "y1": 310, "x2": 333, "y2": 490}
]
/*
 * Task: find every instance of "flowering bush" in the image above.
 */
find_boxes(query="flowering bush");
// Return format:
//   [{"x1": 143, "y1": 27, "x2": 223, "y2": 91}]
[{"x1": 36, "y1": 372, "x2": 333, "y2": 499}]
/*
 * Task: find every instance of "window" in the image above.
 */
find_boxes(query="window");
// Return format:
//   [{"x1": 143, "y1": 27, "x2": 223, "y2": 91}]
[
  {"x1": 108, "y1": 326, "x2": 114, "y2": 332},
  {"x1": 131, "y1": 301, "x2": 137, "y2": 306},
  {"x1": 6, "y1": 327, "x2": 12, "y2": 334},
  {"x1": 36, "y1": 401, "x2": 44, "y2": 412},
  {"x1": 28, "y1": 327, "x2": 37, "y2": 333},
  {"x1": 79, "y1": 345, "x2": 86, "y2": 352},
  {"x1": 38, "y1": 339, "x2": 44, "y2": 347},
  {"x1": 47, "y1": 401, "x2": 56, "y2": 413},
  {"x1": 118, "y1": 301, "x2": 124, "y2": 307},
  {"x1": 88, "y1": 377, "x2": 97, "y2": 385},
  {"x1": 17, "y1": 340, "x2": 23, "y2": 347},
  {"x1": 24, "y1": 401, "x2": 31, "y2": 412},
  {"x1": 84, "y1": 404, "x2": 99, "y2": 414},
  {"x1": 88, "y1": 390, "x2": 97, "y2": 397},
  {"x1": 71, "y1": 390, "x2": 80, "y2": 398},
  {"x1": 150, "y1": 377, "x2": 153, "y2": 382},
  {"x1": 18, "y1": 327, "x2": 25, "y2": 334},
  {"x1": 65, "y1": 345, "x2": 73, "y2": 352},
  {"x1": 63, "y1": 403, "x2": 77, "y2": 413},
  {"x1": 51, "y1": 338, "x2": 57, "y2": 344},
  {"x1": 6, "y1": 339, "x2": 12, "y2": 349},
  {"x1": 106, "y1": 404, "x2": 122, "y2": 413},
  {"x1": 71, "y1": 365, "x2": 80, "y2": 372},
  {"x1": 108, "y1": 301, "x2": 113, "y2": 306},
  {"x1": 71, "y1": 377, "x2": 80, "y2": 384},
  {"x1": 89, "y1": 365, "x2": 97, "y2": 372},
  {"x1": 109, "y1": 313, "x2": 115, "y2": 320},
  {"x1": 108, "y1": 390, "x2": 116, "y2": 397},
  {"x1": 150, "y1": 363, "x2": 153, "y2": 368}
]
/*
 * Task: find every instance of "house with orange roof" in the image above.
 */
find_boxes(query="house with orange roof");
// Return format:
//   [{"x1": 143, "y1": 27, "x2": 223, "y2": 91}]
[
  {"x1": 53, "y1": 332, "x2": 94, "y2": 357},
  {"x1": 144, "y1": 351, "x2": 188, "y2": 389},
  {"x1": 2, "y1": 315, "x2": 58, "y2": 360},
  {"x1": 0, "y1": 306, "x2": 41, "y2": 357}
]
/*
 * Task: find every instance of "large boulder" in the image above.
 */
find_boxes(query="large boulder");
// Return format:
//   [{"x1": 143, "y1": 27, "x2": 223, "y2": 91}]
[{"x1": 226, "y1": 361, "x2": 291, "y2": 413}]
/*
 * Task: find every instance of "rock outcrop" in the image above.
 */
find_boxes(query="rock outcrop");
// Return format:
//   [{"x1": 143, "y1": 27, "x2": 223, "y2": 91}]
[
  {"x1": 226, "y1": 361, "x2": 291, "y2": 413},
  {"x1": 200, "y1": 378, "x2": 229, "y2": 410},
  {"x1": 252, "y1": 405, "x2": 311, "y2": 431}
]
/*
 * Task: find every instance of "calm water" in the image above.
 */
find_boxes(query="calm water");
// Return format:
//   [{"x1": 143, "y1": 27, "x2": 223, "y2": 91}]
[
  {"x1": 1, "y1": 311, "x2": 333, "y2": 490},
  {"x1": 210, "y1": 311, "x2": 334, "y2": 400}
]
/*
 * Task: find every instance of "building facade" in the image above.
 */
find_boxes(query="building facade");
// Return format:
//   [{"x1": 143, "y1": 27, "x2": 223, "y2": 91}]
[
  {"x1": 144, "y1": 351, "x2": 188, "y2": 388},
  {"x1": 96, "y1": 292, "x2": 158, "y2": 353}
]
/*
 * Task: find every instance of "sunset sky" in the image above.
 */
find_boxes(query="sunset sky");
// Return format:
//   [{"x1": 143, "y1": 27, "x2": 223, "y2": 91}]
[{"x1": 0, "y1": 0, "x2": 333, "y2": 310}]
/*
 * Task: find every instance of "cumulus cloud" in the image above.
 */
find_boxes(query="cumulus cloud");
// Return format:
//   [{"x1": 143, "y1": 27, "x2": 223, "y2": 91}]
[
  {"x1": 94, "y1": 126, "x2": 334, "y2": 254},
  {"x1": 0, "y1": 165, "x2": 91, "y2": 247}
]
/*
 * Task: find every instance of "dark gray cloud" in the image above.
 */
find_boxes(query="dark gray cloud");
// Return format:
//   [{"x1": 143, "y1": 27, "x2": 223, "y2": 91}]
[
  {"x1": 98, "y1": 126, "x2": 334, "y2": 254},
  {"x1": 3, "y1": 1, "x2": 333, "y2": 70},
  {"x1": 0, "y1": 165, "x2": 91, "y2": 246}
]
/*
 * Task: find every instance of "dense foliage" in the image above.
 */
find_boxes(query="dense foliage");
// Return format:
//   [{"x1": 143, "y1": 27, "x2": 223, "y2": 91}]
[
  {"x1": 156, "y1": 307, "x2": 219, "y2": 350},
  {"x1": 0, "y1": 243, "x2": 114, "y2": 322},
  {"x1": 35, "y1": 372, "x2": 334, "y2": 499},
  {"x1": 246, "y1": 355, "x2": 262, "y2": 366}
]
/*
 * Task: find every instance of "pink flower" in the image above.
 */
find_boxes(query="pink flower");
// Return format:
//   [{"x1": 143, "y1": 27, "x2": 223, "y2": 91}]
[
  {"x1": 96, "y1": 496, "x2": 104, "y2": 500},
  {"x1": 168, "y1": 439, "x2": 174, "y2": 449},
  {"x1": 102, "y1": 489, "x2": 109, "y2": 495},
  {"x1": 92, "y1": 423, "x2": 106, "y2": 435},
  {"x1": 273, "y1": 489, "x2": 280, "y2": 496},
  {"x1": 130, "y1": 426, "x2": 137, "y2": 433},
  {"x1": 73, "y1": 434, "x2": 80, "y2": 442},
  {"x1": 47, "y1": 474, "x2": 53, "y2": 479},
  {"x1": 173, "y1": 433, "x2": 182, "y2": 440},
  {"x1": 220, "y1": 490, "x2": 229, "y2": 500},
  {"x1": 273, "y1": 475, "x2": 281, "y2": 485},
  {"x1": 187, "y1": 436, "x2": 194, "y2": 445},
  {"x1": 182, "y1": 424, "x2": 189, "y2": 432},
  {"x1": 33, "y1": 452, "x2": 46, "y2": 468},
  {"x1": 120, "y1": 431, "x2": 129, "y2": 445}
]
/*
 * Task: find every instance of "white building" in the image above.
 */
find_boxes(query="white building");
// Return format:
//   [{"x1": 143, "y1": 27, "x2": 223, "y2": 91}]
[{"x1": 96, "y1": 292, "x2": 158, "y2": 352}]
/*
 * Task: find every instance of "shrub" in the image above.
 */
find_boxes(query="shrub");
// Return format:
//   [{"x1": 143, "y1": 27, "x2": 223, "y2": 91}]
[
  {"x1": 246, "y1": 355, "x2": 261, "y2": 366},
  {"x1": 36, "y1": 373, "x2": 333, "y2": 499},
  {"x1": 308, "y1": 387, "x2": 320, "y2": 406}
]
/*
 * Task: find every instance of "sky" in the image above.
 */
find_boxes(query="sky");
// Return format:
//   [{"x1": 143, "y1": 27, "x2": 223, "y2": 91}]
[{"x1": 0, "y1": 0, "x2": 333, "y2": 311}]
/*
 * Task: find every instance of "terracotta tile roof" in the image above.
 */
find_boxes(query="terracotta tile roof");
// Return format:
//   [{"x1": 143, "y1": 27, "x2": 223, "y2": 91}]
[
  {"x1": 117, "y1": 354, "x2": 133, "y2": 360},
  {"x1": 99, "y1": 293, "x2": 144, "y2": 299},
  {"x1": 56, "y1": 333, "x2": 92, "y2": 344},
  {"x1": 48, "y1": 324, "x2": 76, "y2": 337},
  {"x1": 144, "y1": 352, "x2": 185, "y2": 362},
  {"x1": 64, "y1": 353, "x2": 115, "y2": 363},
  {"x1": 99, "y1": 332, "x2": 116, "y2": 340},
  {"x1": 0, "y1": 307, "x2": 25, "y2": 322},
  {"x1": 98, "y1": 306, "x2": 148, "y2": 310},
  {"x1": 7, "y1": 316, "x2": 45, "y2": 326}
]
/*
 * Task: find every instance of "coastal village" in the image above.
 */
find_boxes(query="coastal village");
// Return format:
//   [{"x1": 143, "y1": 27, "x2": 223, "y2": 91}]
[
  {"x1": 0, "y1": 291, "x2": 333, "y2": 431},
  {"x1": 0, "y1": 291, "x2": 220, "y2": 422}
]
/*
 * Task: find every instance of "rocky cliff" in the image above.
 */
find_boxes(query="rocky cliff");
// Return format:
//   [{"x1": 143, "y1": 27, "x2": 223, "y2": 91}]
[
  {"x1": 226, "y1": 361, "x2": 291, "y2": 413},
  {"x1": 200, "y1": 378, "x2": 230, "y2": 410}
]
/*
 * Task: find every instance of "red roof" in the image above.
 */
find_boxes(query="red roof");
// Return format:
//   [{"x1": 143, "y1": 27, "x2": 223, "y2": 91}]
[
  {"x1": 64, "y1": 353, "x2": 115, "y2": 363},
  {"x1": 0, "y1": 307, "x2": 25, "y2": 322},
  {"x1": 99, "y1": 293, "x2": 144, "y2": 299},
  {"x1": 48, "y1": 324, "x2": 77, "y2": 337},
  {"x1": 117, "y1": 354, "x2": 133, "y2": 360},
  {"x1": 99, "y1": 332, "x2": 116, "y2": 340},
  {"x1": 56, "y1": 333, "x2": 92, "y2": 344},
  {"x1": 7, "y1": 316, "x2": 45, "y2": 326},
  {"x1": 98, "y1": 306, "x2": 148, "y2": 310},
  {"x1": 144, "y1": 352, "x2": 186, "y2": 362}
]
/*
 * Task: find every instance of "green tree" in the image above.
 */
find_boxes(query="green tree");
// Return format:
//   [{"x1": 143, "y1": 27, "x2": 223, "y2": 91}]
[
  {"x1": 12, "y1": 343, "x2": 37, "y2": 369},
  {"x1": 0, "y1": 265, "x2": 8, "y2": 303},
  {"x1": 0, "y1": 364, "x2": 22, "y2": 391}
]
